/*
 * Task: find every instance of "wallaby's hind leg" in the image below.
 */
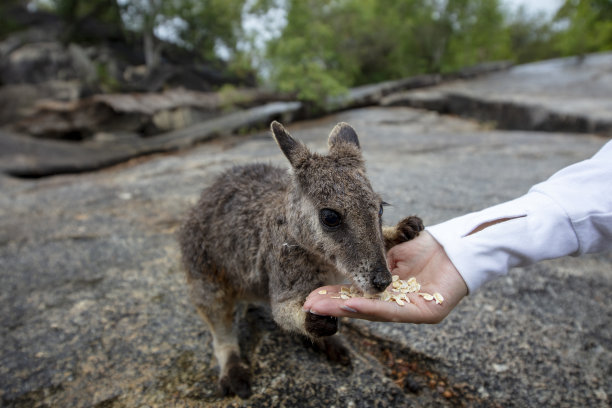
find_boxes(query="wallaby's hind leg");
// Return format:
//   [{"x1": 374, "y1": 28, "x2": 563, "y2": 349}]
[
  {"x1": 383, "y1": 215, "x2": 425, "y2": 250},
  {"x1": 194, "y1": 298, "x2": 251, "y2": 398}
]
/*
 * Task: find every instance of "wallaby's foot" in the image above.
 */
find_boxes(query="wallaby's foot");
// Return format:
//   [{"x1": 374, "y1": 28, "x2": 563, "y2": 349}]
[
  {"x1": 305, "y1": 312, "x2": 338, "y2": 337},
  {"x1": 384, "y1": 215, "x2": 424, "y2": 249},
  {"x1": 218, "y1": 353, "x2": 252, "y2": 399},
  {"x1": 318, "y1": 336, "x2": 351, "y2": 366}
]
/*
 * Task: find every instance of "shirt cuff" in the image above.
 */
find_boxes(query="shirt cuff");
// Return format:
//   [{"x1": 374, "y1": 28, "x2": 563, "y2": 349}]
[{"x1": 426, "y1": 191, "x2": 579, "y2": 294}]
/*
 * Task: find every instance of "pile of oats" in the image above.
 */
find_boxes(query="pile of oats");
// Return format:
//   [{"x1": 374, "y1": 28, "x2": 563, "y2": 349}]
[{"x1": 321, "y1": 275, "x2": 444, "y2": 307}]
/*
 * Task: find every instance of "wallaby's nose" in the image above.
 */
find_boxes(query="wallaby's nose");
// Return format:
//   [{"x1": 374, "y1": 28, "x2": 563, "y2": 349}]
[{"x1": 370, "y1": 265, "x2": 392, "y2": 292}]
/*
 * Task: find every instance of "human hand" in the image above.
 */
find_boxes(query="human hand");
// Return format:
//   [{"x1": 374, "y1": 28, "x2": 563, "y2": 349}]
[{"x1": 303, "y1": 231, "x2": 468, "y2": 323}]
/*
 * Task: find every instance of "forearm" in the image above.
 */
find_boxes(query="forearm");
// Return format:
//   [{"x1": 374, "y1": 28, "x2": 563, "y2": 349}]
[
  {"x1": 427, "y1": 191, "x2": 578, "y2": 293},
  {"x1": 427, "y1": 141, "x2": 612, "y2": 294}
]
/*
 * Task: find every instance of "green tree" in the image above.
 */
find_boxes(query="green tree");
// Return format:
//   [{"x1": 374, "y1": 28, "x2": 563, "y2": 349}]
[
  {"x1": 120, "y1": 0, "x2": 165, "y2": 71},
  {"x1": 45, "y1": 0, "x2": 124, "y2": 42},
  {"x1": 265, "y1": 0, "x2": 513, "y2": 103},
  {"x1": 167, "y1": 0, "x2": 248, "y2": 61},
  {"x1": 265, "y1": 0, "x2": 439, "y2": 102},
  {"x1": 322, "y1": 0, "x2": 435, "y2": 83},
  {"x1": 439, "y1": 0, "x2": 512, "y2": 72},
  {"x1": 120, "y1": 0, "x2": 250, "y2": 73},
  {"x1": 555, "y1": 0, "x2": 612, "y2": 57},
  {"x1": 0, "y1": 0, "x2": 29, "y2": 39},
  {"x1": 40, "y1": 0, "x2": 251, "y2": 73},
  {"x1": 506, "y1": 6, "x2": 558, "y2": 64},
  {"x1": 265, "y1": 0, "x2": 349, "y2": 102}
]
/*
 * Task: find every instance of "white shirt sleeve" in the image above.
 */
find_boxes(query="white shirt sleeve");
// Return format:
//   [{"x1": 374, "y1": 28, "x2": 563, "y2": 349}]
[{"x1": 426, "y1": 140, "x2": 612, "y2": 294}]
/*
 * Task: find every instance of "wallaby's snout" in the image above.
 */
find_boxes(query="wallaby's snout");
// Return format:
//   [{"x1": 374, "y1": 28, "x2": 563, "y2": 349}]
[{"x1": 370, "y1": 264, "x2": 392, "y2": 292}]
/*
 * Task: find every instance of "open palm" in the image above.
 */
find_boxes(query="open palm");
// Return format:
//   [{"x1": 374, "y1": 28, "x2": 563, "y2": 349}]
[{"x1": 303, "y1": 232, "x2": 468, "y2": 323}]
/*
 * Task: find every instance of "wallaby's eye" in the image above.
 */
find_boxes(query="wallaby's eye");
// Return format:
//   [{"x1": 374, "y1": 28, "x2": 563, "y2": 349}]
[
  {"x1": 320, "y1": 209, "x2": 342, "y2": 229},
  {"x1": 379, "y1": 201, "x2": 389, "y2": 217}
]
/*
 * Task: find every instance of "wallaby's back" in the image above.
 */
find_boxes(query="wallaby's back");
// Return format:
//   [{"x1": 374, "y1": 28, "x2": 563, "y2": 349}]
[{"x1": 179, "y1": 163, "x2": 290, "y2": 298}]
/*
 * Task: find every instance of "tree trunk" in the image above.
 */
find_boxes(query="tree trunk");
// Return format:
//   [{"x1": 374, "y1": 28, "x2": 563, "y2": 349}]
[{"x1": 143, "y1": 29, "x2": 160, "y2": 73}]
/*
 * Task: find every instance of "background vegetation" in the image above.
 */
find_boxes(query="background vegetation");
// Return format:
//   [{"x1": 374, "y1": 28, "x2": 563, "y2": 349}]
[
  {"x1": 5, "y1": 0, "x2": 612, "y2": 102},
  {"x1": 264, "y1": 0, "x2": 612, "y2": 101}
]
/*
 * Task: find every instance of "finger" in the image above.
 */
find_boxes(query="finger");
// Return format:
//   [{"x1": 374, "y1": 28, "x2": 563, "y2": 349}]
[
  {"x1": 303, "y1": 287, "x2": 395, "y2": 320},
  {"x1": 342, "y1": 297, "x2": 431, "y2": 323},
  {"x1": 386, "y1": 249, "x2": 397, "y2": 271},
  {"x1": 304, "y1": 284, "x2": 452, "y2": 323},
  {"x1": 303, "y1": 285, "x2": 344, "y2": 311},
  {"x1": 307, "y1": 294, "x2": 441, "y2": 324},
  {"x1": 305, "y1": 296, "x2": 358, "y2": 318}
]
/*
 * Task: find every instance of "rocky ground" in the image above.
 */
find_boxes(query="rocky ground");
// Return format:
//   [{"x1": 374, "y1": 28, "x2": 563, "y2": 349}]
[{"x1": 1, "y1": 55, "x2": 611, "y2": 407}]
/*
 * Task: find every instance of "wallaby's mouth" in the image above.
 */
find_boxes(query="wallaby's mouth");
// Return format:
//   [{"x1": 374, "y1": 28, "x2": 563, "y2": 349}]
[
  {"x1": 349, "y1": 272, "x2": 392, "y2": 295},
  {"x1": 335, "y1": 258, "x2": 392, "y2": 294},
  {"x1": 367, "y1": 264, "x2": 392, "y2": 294},
  {"x1": 371, "y1": 271, "x2": 392, "y2": 292}
]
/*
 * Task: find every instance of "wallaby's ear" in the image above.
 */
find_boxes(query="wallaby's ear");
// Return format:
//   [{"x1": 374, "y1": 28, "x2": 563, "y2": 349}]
[
  {"x1": 328, "y1": 122, "x2": 360, "y2": 150},
  {"x1": 271, "y1": 121, "x2": 309, "y2": 168}
]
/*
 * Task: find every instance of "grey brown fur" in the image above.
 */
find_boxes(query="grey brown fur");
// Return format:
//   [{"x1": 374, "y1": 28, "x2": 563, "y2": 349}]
[{"x1": 178, "y1": 121, "x2": 423, "y2": 398}]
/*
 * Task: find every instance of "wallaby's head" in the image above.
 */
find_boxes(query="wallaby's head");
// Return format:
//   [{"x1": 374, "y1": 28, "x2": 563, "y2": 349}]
[{"x1": 271, "y1": 121, "x2": 391, "y2": 294}]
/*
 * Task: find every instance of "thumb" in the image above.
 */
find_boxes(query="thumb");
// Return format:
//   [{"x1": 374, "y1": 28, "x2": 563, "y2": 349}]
[{"x1": 386, "y1": 243, "x2": 403, "y2": 270}]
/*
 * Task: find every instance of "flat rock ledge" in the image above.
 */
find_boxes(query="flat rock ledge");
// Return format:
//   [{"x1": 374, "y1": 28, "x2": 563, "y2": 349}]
[
  {"x1": 0, "y1": 59, "x2": 513, "y2": 178},
  {"x1": 382, "y1": 52, "x2": 612, "y2": 136}
]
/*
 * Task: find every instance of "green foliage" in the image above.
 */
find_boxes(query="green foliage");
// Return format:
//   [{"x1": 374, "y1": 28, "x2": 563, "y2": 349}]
[
  {"x1": 506, "y1": 7, "x2": 558, "y2": 64},
  {"x1": 263, "y1": 0, "x2": 612, "y2": 104},
  {"x1": 160, "y1": 0, "x2": 248, "y2": 61},
  {"x1": 0, "y1": 0, "x2": 25, "y2": 39},
  {"x1": 265, "y1": 0, "x2": 349, "y2": 102},
  {"x1": 31, "y1": 0, "x2": 612, "y2": 104},
  {"x1": 54, "y1": 0, "x2": 123, "y2": 25},
  {"x1": 555, "y1": 0, "x2": 612, "y2": 56},
  {"x1": 439, "y1": 0, "x2": 512, "y2": 72},
  {"x1": 39, "y1": 0, "x2": 248, "y2": 64},
  {"x1": 95, "y1": 62, "x2": 121, "y2": 92},
  {"x1": 218, "y1": 84, "x2": 250, "y2": 110},
  {"x1": 45, "y1": 0, "x2": 124, "y2": 41},
  {"x1": 265, "y1": 0, "x2": 515, "y2": 103}
]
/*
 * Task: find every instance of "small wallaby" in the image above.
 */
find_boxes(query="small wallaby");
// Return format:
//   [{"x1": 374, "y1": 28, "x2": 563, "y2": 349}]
[{"x1": 178, "y1": 121, "x2": 423, "y2": 398}]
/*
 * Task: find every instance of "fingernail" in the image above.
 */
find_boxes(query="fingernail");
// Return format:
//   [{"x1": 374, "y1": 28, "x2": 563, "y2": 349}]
[{"x1": 340, "y1": 305, "x2": 357, "y2": 313}]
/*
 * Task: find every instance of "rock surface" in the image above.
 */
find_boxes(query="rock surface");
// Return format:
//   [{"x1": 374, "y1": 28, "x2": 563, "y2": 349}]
[
  {"x1": 11, "y1": 88, "x2": 297, "y2": 139},
  {"x1": 382, "y1": 52, "x2": 612, "y2": 136},
  {"x1": 0, "y1": 101, "x2": 302, "y2": 178},
  {"x1": 1, "y1": 105, "x2": 610, "y2": 407}
]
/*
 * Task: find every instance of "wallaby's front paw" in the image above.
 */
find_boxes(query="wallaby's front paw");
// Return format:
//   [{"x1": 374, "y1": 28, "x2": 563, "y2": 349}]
[
  {"x1": 219, "y1": 355, "x2": 252, "y2": 399},
  {"x1": 397, "y1": 215, "x2": 424, "y2": 241},
  {"x1": 385, "y1": 216, "x2": 424, "y2": 248},
  {"x1": 305, "y1": 312, "x2": 338, "y2": 337}
]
